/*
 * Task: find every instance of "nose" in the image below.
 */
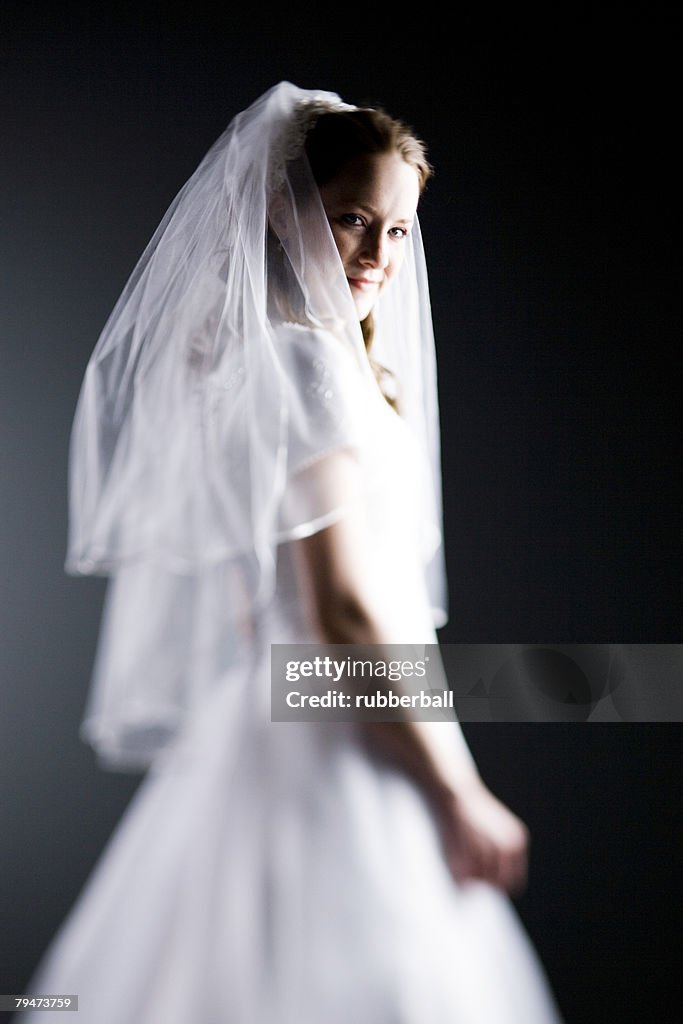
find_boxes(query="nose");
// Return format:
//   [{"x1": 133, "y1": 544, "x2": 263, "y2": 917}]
[{"x1": 360, "y1": 229, "x2": 389, "y2": 270}]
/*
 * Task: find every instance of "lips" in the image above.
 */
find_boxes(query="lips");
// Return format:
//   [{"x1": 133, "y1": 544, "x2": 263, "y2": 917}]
[{"x1": 348, "y1": 276, "x2": 381, "y2": 290}]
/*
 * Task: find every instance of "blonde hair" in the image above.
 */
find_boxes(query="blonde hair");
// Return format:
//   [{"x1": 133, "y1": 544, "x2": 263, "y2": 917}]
[{"x1": 304, "y1": 106, "x2": 432, "y2": 191}]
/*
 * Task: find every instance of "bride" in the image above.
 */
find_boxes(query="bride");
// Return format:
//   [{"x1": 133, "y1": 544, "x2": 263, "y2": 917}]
[{"x1": 18, "y1": 82, "x2": 564, "y2": 1022}]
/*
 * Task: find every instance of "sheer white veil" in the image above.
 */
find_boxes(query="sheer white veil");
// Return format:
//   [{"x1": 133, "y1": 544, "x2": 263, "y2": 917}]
[{"x1": 66, "y1": 81, "x2": 448, "y2": 769}]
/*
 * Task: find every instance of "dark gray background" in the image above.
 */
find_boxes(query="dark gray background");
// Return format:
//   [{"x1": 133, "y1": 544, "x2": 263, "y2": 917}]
[{"x1": 2, "y1": 4, "x2": 681, "y2": 1021}]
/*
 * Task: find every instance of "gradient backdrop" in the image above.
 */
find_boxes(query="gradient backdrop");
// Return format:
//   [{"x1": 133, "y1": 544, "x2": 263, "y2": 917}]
[{"x1": 2, "y1": 5, "x2": 681, "y2": 1022}]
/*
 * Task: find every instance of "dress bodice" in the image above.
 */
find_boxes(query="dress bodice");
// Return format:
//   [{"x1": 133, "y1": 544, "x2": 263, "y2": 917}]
[{"x1": 264, "y1": 384, "x2": 438, "y2": 648}]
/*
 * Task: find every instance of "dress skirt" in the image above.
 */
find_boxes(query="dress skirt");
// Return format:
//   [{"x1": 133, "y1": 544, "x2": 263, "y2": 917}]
[{"x1": 18, "y1": 652, "x2": 564, "y2": 1023}]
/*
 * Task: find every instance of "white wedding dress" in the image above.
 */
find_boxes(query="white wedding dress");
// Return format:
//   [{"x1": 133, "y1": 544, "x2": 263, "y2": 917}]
[{"x1": 20, "y1": 326, "x2": 564, "y2": 1022}]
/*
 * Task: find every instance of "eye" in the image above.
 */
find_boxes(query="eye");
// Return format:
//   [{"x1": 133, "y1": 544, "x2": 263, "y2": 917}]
[
  {"x1": 389, "y1": 226, "x2": 410, "y2": 239},
  {"x1": 340, "y1": 214, "x2": 365, "y2": 227}
]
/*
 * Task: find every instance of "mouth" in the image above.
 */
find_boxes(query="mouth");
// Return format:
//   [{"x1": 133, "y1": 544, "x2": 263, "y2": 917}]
[{"x1": 347, "y1": 277, "x2": 381, "y2": 291}]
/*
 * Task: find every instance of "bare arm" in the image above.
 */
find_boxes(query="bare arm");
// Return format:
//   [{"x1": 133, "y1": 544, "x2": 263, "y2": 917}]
[{"x1": 290, "y1": 453, "x2": 530, "y2": 895}]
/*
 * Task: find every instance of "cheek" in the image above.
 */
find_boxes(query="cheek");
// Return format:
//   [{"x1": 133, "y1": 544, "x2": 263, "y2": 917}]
[
  {"x1": 329, "y1": 226, "x2": 351, "y2": 264},
  {"x1": 385, "y1": 247, "x2": 407, "y2": 281}
]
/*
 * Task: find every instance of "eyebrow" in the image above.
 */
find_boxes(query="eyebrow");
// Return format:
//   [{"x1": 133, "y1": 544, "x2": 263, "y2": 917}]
[{"x1": 351, "y1": 203, "x2": 415, "y2": 225}]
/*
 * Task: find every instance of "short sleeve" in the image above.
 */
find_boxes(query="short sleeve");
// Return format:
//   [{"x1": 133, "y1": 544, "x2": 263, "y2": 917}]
[{"x1": 275, "y1": 324, "x2": 365, "y2": 539}]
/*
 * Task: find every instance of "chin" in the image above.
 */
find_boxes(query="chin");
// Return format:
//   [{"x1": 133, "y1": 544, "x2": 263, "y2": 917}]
[{"x1": 353, "y1": 298, "x2": 375, "y2": 321}]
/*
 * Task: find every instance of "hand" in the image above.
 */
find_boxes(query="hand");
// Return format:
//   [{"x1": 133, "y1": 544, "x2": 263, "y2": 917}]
[
  {"x1": 357, "y1": 719, "x2": 530, "y2": 896},
  {"x1": 432, "y1": 777, "x2": 530, "y2": 896}
]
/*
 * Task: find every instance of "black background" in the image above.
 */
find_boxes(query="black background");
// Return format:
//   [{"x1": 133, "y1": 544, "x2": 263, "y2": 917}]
[{"x1": 2, "y1": 4, "x2": 682, "y2": 1021}]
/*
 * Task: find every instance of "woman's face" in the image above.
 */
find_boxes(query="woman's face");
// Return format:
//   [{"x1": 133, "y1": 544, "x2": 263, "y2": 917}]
[{"x1": 319, "y1": 151, "x2": 421, "y2": 321}]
